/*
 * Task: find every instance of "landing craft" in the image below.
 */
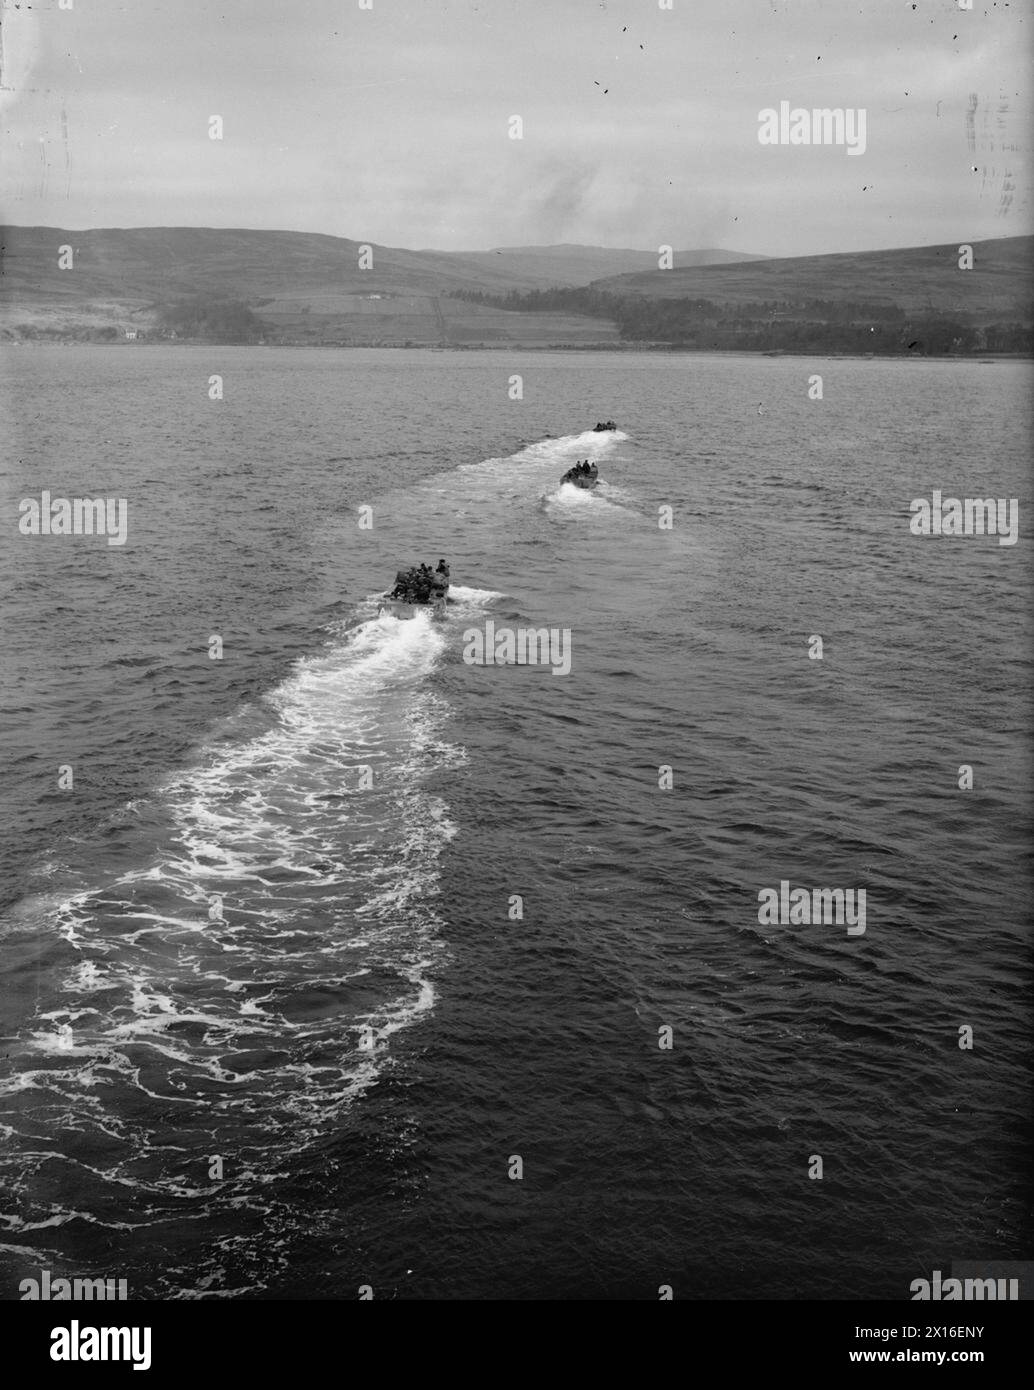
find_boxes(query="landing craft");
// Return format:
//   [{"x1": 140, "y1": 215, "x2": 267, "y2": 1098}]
[
  {"x1": 379, "y1": 559, "x2": 451, "y2": 620},
  {"x1": 560, "y1": 460, "x2": 599, "y2": 490}
]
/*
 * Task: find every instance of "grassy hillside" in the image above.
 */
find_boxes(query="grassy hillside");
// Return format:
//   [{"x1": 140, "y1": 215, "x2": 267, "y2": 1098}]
[
  {"x1": 0, "y1": 226, "x2": 582, "y2": 343},
  {"x1": 0, "y1": 226, "x2": 743, "y2": 344},
  {"x1": 452, "y1": 235, "x2": 1033, "y2": 354},
  {"x1": 2, "y1": 225, "x2": 1028, "y2": 350},
  {"x1": 253, "y1": 291, "x2": 621, "y2": 347},
  {"x1": 0, "y1": 226, "x2": 548, "y2": 303},
  {"x1": 434, "y1": 243, "x2": 761, "y2": 288},
  {"x1": 590, "y1": 236, "x2": 1033, "y2": 318}
]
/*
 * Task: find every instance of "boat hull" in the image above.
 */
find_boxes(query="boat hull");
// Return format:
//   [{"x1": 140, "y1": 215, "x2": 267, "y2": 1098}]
[{"x1": 378, "y1": 597, "x2": 449, "y2": 620}]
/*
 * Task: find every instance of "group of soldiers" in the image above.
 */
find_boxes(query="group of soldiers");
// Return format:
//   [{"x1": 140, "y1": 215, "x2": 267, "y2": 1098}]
[
  {"x1": 389, "y1": 558, "x2": 450, "y2": 605},
  {"x1": 561, "y1": 460, "x2": 599, "y2": 486}
]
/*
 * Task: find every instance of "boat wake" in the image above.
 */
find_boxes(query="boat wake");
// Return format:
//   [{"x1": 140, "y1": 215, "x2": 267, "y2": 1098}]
[
  {"x1": 0, "y1": 608, "x2": 465, "y2": 1295},
  {"x1": 544, "y1": 481, "x2": 639, "y2": 519},
  {"x1": 456, "y1": 429, "x2": 627, "y2": 482}
]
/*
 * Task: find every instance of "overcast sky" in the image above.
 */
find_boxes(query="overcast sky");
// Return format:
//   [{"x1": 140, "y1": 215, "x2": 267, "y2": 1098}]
[{"x1": 1, "y1": 0, "x2": 1029, "y2": 256}]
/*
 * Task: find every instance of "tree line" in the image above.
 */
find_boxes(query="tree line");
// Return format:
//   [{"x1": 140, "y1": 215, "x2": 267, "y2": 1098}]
[
  {"x1": 155, "y1": 295, "x2": 265, "y2": 343},
  {"x1": 448, "y1": 286, "x2": 1032, "y2": 355}
]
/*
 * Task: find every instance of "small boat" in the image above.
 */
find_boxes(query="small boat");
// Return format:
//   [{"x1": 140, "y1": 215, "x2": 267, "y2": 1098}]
[
  {"x1": 560, "y1": 461, "x2": 598, "y2": 489},
  {"x1": 381, "y1": 560, "x2": 450, "y2": 618},
  {"x1": 592, "y1": 420, "x2": 617, "y2": 432}
]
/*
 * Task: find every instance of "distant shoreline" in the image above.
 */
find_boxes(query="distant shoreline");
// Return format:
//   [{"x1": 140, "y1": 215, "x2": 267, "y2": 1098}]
[{"x1": 2, "y1": 340, "x2": 1030, "y2": 362}]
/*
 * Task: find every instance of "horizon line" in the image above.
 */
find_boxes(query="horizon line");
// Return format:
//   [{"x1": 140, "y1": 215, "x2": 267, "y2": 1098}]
[{"x1": 2, "y1": 223, "x2": 1031, "y2": 263}]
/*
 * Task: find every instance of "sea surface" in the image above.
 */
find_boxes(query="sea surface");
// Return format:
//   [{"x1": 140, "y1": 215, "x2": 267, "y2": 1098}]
[{"x1": 0, "y1": 345, "x2": 1031, "y2": 1300}]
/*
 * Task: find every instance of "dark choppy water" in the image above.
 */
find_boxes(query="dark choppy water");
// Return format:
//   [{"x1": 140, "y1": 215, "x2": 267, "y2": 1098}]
[{"x1": 0, "y1": 346, "x2": 1031, "y2": 1299}]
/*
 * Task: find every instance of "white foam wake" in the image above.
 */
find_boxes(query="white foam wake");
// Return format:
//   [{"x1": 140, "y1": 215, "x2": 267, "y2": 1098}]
[
  {"x1": 456, "y1": 429, "x2": 628, "y2": 479},
  {"x1": 1, "y1": 605, "x2": 466, "y2": 1257},
  {"x1": 447, "y1": 583, "x2": 504, "y2": 603}
]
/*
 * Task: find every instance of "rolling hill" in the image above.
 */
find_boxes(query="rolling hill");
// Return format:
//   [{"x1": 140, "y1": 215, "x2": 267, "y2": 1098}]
[
  {"x1": 589, "y1": 235, "x2": 1033, "y2": 319},
  {"x1": 0, "y1": 226, "x2": 756, "y2": 346},
  {"x1": 1, "y1": 224, "x2": 1029, "y2": 350},
  {"x1": 434, "y1": 243, "x2": 761, "y2": 289}
]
